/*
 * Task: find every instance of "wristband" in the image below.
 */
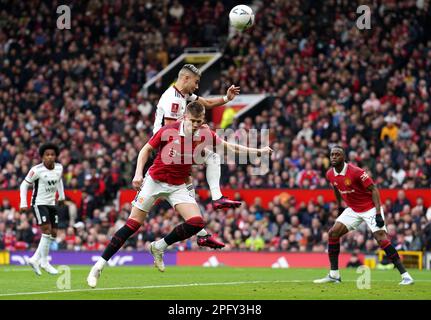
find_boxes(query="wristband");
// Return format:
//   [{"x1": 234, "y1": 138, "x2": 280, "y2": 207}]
[{"x1": 223, "y1": 95, "x2": 229, "y2": 103}]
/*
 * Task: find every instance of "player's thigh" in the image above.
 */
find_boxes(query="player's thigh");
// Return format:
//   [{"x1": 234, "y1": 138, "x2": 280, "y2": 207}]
[
  {"x1": 362, "y1": 207, "x2": 387, "y2": 233},
  {"x1": 175, "y1": 202, "x2": 202, "y2": 220},
  {"x1": 336, "y1": 207, "x2": 363, "y2": 231},
  {"x1": 48, "y1": 206, "x2": 59, "y2": 229},
  {"x1": 167, "y1": 186, "x2": 200, "y2": 220},
  {"x1": 131, "y1": 175, "x2": 163, "y2": 212},
  {"x1": 33, "y1": 205, "x2": 50, "y2": 226}
]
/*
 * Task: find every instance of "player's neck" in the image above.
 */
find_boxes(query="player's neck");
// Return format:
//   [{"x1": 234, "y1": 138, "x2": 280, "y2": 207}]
[
  {"x1": 43, "y1": 162, "x2": 55, "y2": 170},
  {"x1": 334, "y1": 162, "x2": 345, "y2": 174},
  {"x1": 174, "y1": 82, "x2": 188, "y2": 95}
]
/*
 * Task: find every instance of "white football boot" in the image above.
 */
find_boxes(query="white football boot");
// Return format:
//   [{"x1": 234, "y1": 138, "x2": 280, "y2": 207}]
[
  {"x1": 313, "y1": 274, "x2": 342, "y2": 284},
  {"x1": 150, "y1": 241, "x2": 165, "y2": 272},
  {"x1": 25, "y1": 256, "x2": 42, "y2": 276}
]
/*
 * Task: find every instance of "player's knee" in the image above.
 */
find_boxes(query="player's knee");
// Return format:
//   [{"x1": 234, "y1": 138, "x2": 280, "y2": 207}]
[
  {"x1": 328, "y1": 228, "x2": 340, "y2": 239},
  {"x1": 41, "y1": 224, "x2": 51, "y2": 234},
  {"x1": 206, "y1": 152, "x2": 221, "y2": 166},
  {"x1": 186, "y1": 216, "x2": 206, "y2": 229}
]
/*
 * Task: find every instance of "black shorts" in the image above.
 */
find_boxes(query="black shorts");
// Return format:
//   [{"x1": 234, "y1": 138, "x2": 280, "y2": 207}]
[{"x1": 32, "y1": 205, "x2": 59, "y2": 227}]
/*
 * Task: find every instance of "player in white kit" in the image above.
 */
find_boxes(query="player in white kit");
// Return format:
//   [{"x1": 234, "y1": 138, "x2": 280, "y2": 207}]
[
  {"x1": 152, "y1": 64, "x2": 241, "y2": 249},
  {"x1": 19, "y1": 143, "x2": 65, "y2": 276}
]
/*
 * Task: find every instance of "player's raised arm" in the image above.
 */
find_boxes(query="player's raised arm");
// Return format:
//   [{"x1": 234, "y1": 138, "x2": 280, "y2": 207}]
[{"x1": 198, "y1": 85, "x2": 240, "y2": 109}]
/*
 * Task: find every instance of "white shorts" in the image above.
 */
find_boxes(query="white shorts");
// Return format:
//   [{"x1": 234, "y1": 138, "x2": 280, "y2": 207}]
[
  {"x1": 132, "y1": 174, "x2": 197, "y2": 212},
  {"x1": 336, "y1": 207, "x2": 387, "y2": 233}
]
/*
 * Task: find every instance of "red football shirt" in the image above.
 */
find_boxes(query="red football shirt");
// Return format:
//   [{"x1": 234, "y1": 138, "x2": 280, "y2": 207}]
[
  {"x1": 148, "y1": 121, "x2": 221, "y2": 185},
  {"x1": 326, "y1": 163, "x2": 375, "y2": 213}
]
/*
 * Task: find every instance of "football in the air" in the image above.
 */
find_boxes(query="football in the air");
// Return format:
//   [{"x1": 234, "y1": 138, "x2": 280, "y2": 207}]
[{"x1": 229, "y1": 4, "x2": 255, "y2": 31}]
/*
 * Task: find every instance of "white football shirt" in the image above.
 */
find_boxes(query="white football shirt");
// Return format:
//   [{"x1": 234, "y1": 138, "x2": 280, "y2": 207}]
[
  {"x1": 153, "y1": 85, "x2": 198, "y2": 134},
  {"x1": 20, "y1": 163, "x2": 65, "y2": 207}
]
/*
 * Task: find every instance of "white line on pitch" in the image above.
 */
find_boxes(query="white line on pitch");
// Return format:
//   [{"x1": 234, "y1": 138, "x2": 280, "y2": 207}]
[{"x1": 0, "y1": 279, "x2": 429, "y2": 297}]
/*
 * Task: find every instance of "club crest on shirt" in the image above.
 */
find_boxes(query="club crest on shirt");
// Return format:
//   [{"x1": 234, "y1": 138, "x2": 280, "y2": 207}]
[{"x1": 345, "y1": 178, "x2": 352, "y2": 186}]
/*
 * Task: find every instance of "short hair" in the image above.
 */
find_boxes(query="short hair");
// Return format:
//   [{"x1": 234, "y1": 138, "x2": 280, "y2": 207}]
[
  {"x1": 39, "y1": 142, "x2": 60, "y2": 157},
  {"x1": 179, "y1": 64, "x2": 202, "y2": 78},
  {"x1": 331, "y1": 145, "x2": 345, "y2": 155},
  {"x1": 186, "y1": 101, "x2": 205, "y2": 117}
]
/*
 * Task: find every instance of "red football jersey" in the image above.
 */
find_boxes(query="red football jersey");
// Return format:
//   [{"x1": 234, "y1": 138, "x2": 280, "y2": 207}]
[
  {"x1": 326, "y1": 163, "x2": 375, "y2": 213},
  {"x1": 148, "y1": 121, "x2": 221, "y2": 185}
]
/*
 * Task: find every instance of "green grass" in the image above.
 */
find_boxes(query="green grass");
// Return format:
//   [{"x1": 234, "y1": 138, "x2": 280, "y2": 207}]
[{"x1": 0, "y1": 266, "x2": 430, "y2": 300}]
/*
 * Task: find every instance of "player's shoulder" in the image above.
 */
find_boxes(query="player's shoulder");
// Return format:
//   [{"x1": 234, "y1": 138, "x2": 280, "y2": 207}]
[
  {"x1": 55, "y1": 162, "x2": 63, "y2": 169},
  {"x1": 162, "y1": 86, "x2": 183, "y2": 99},
  {"x1": 31, "y1": 163, "x2": 45, "y2": 172},
  {"x1": 347, "y1": 163, "x2": 365, "y2": 174},
  {"x1": 325, "y1": 167, "x2": 334, "y2": 179},
  {"x1": 160, "y1": 121, "x2": 181, "y2": 131}
]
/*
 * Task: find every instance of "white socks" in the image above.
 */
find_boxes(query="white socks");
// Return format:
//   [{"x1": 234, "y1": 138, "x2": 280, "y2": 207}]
[
  {"x1": 154, "y1": 239, "x2": 168, "y2": 251},
  {"x1": 33, "y1": 234, "x2": 51, "y2": 265},
  {"x1": 330, "y1": 270, "x2": 340, "y2": 279},
  {"x1": 205, "y1": 152, "x2": 223, "y2": 200},
  {"x1": 196, "y1": 229, "x2": 208, "y2": 237},
  {"x1": 95, "y1": 257, "x2": 107, "y2": 270},
  {"x1": 401, "y1": 272, "x2": 411, "y2": 279}
]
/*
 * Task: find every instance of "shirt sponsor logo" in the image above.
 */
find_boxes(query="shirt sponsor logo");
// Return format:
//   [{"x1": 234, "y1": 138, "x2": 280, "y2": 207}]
[
  {"x1": 339, "y1": 189, "x2": 355, "y2": 194},
  {"x1": 360, "y1": 172, "x2": 369, "y2": 181}
]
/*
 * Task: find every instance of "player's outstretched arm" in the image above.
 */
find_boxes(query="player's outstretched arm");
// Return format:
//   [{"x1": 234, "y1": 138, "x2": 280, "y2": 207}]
[
  {"x1": 220, "y1": 139, "x2": 273, "y2": 156},
  {"x1": 199, "y1": 85, "x2": 240, "y2": 109},
  {"x1": 132, "y1": 143, "x2": 154, "y2": 190}
]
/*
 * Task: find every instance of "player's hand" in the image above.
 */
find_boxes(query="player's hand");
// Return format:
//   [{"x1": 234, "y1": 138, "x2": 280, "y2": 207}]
[
  {"x1": 20, "y1": 207, "x2": 29, "y2": 214},
  {"x1": 375, "y1": 214, "x2": 385, "y2": 228},
  {"x1": 226, "y1": 85, "x2": 240, "y2": 101},
  {"x1": 132, "y1": 175, "x2": 144, "y2": 191},
  {"x1": 337, "y1": 207, "x2": 345, "y2": 217},
  {"x1": 259, "y1": 146, "x2": 273, "y2": 156}
]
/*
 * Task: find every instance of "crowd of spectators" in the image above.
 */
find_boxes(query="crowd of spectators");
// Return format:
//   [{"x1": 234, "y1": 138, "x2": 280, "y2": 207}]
[{"x1": 1, "y1": 0, "x2": 431, "y2": 253}]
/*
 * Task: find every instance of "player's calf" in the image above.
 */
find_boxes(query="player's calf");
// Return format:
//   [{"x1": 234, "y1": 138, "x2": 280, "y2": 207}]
[
  {"x1": 378, "y1": 238, "x2": 414, "y2": 284},
  {"x1": 87, "y1": 218, "x2": 141, "y2": 288},
  {"x1": 164, "y1": 216, "x2": 206, "y2": 245}
]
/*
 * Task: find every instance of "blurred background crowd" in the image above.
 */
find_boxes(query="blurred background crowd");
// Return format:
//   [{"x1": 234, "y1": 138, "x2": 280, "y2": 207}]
[{"x1": 0, "y1": 0, "x2": 431, "y2": 253}]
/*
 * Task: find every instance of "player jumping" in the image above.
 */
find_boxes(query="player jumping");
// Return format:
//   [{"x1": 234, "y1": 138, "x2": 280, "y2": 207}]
[
  {"x1": 152, "y1": 64, "x2": 241, "y2": 249},
  {"x1": 19, "y1": 143, "x2": 65, "y2": 276},
  {"x1": 314, "y1": 146, "x2": 414, "y2": 285},
  {"x1": 87, "y1": 101, "x2": 272, "y2": 287}
]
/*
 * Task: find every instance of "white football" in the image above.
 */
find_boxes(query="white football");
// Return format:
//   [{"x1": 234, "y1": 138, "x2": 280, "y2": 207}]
[{"x1": 229, "y1": 5, "x2": 255, "y2": 31}]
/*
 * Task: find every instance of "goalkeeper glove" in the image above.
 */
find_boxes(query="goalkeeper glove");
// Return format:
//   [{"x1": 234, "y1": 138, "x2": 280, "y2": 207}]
[{"x1": 375, "y1": 214, "x2": 385, "y2": 228}]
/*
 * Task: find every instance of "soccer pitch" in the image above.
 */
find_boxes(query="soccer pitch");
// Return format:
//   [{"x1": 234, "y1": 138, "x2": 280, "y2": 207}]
[{"x1": 0, "y1": 266, "x2": 430, "y2": 300}]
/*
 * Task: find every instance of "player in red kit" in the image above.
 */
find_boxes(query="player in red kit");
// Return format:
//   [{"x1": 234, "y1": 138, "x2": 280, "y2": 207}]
[
  {"x1": 314, "y1": 146, "x2": 414, "y2": 285},
  {"x1": 87, "y1": 101, "x2": 273, "y2": 287}
]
